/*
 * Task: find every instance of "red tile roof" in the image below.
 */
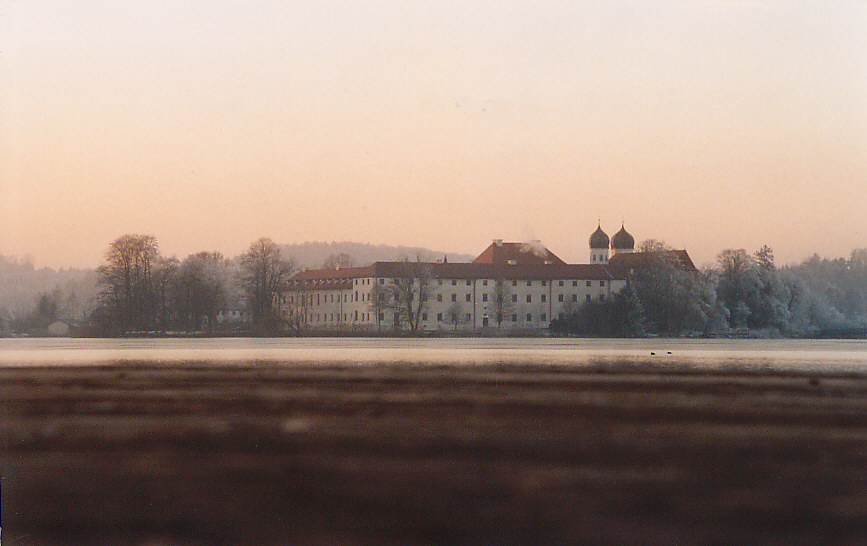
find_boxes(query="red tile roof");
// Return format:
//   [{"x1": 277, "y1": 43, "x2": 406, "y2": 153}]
[
  {"x1": 282, "y1": 243, "x2": 697, "y2": 291},
  {"x1": 472, "y1": 241, "x2": 566, "y2": 266},
  {"x1": 286, "y1": 261, "x2": 622, "y2": 288},
  {"x1": 607, "y1": 250, "x2": 697, "y2": 271}
]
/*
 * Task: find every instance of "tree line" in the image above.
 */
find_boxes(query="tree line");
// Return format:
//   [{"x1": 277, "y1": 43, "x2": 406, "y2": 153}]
[
  {"x1": 3, "y1": 235, "x2": 865, "y2": 337},
  {"x1": 553, "y1": 242, "x2": 867, "y2": 337},
  {"x1": 91, "y1": 234, "x2": 294, "y2": 335}
]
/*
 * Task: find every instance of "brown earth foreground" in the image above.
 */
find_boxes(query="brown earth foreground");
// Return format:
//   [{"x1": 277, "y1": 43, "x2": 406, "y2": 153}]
[{"x1": 2, "y1": 361, "x2": 867, "y2": 545}]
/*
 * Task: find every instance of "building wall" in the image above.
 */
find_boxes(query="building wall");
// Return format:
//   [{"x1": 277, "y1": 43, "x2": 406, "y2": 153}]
[{"x1": 279, "y1": 274, "x2": 625, "y2": 332}]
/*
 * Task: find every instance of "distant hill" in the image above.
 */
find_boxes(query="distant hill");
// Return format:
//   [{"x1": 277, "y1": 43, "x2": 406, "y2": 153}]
[{"x1": 278, "y1": 241, "x2": 475, "y2": 269}]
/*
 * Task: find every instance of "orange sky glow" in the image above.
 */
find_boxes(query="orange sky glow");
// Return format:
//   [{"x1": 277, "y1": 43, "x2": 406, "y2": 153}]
[{"x1": 2, "y1": 1, "x2": 865, "y2": 269}]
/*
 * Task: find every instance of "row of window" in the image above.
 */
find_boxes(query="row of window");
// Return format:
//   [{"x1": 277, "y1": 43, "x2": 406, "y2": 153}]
[
  {"x1": 291, "y1": 291, "x2": 605, "y2": 307},
  {"x1": 373, "y1": 312, "x2": 551, "y2": 324},
  {"x1": 372, "y1": 278, "x2": 606, "y2": 287}
]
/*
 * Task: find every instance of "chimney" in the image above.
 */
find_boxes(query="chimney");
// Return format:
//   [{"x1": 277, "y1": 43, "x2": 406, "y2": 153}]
[{"x1": 494, "y1": 239, "x2": 503, "y2": 247}]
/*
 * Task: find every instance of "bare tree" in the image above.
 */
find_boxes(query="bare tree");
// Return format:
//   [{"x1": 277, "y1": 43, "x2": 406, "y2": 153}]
[
  {"x1": 491, "y1": 278, "x2": 514, "y2": 328},
  {"x1": 369, "y1": 281, "x2": 390, "y2": 331},
  {"x1": 281, "y1": 285, "x2": 310, "y2": 332},
  {"x1": 153, "y1": 256, "x2": 179, "y2": 332},
  {"x1": 96, "y1": 234, "x2": 160, "y2": 333},
  {"x1": 239, "y1": 238, "x2": 295, "y2": 331},
  {"x1": 446, "y1": 302, "x2": 465, "y2": 331},
  {"x1": 388, "y1": 257, "x2": 433, "y2": 332},
  {"x1": 322, "y1": 252, "x2": 356, "y2": 269},
  {"x1": 637, "y1": 239, "x2": 674, "y2": 253},
  {"x1": 175, "y1": 252, "x2": 227, "y2": 333}
]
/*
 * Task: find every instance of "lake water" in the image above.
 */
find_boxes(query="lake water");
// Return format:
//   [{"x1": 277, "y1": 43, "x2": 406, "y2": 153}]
[{"x1": 0, "y1": 337, "x2": 865, "y2": 372}]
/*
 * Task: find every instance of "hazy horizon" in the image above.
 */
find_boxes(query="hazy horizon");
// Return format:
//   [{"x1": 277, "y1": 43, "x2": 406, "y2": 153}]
[{"x1": 2, "y1": 1, "x2": 865, "y2": 270}]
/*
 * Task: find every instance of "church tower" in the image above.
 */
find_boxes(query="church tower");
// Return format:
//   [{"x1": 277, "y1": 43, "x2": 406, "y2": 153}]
[
  {"x1": 589, "y1": 223, "x2": 609, "y2": 264},
  {"x1": 611, "y1": 223, "x2": 635, "y2": 255}
]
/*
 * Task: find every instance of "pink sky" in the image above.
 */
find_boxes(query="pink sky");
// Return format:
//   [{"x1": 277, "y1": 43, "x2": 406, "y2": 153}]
[{"x1": 2, "y1": 1, "x2": 865, "y2": 269}]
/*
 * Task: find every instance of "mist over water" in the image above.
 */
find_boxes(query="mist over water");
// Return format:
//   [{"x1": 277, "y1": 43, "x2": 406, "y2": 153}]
[{"x1": 0, "y1": 338, "x2": 865, "y2": 373}]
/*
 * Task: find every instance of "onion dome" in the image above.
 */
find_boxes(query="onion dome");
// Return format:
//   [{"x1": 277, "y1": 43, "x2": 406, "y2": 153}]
[
  {"x1": 589, "y1": 223, "x2": 609, "y2": 249},
  {"x1": 611, "y1": 223, "x2": 635, "y2": 250}
]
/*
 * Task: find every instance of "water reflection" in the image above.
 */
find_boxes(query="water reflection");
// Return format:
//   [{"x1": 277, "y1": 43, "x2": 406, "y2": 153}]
[{"x1": 0, "y1": 337, "x2": 865, "y2": 372}]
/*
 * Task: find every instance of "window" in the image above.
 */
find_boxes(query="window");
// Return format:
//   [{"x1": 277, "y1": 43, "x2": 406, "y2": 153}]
[
  {"x1": 541, "y1": 313, "x2": 546, "y2": 322},
  {"x1": 541, "y1": 294, "x2": 547, "y2": 302},
  {"x1": 558, "y1": 294, "x2": 564, "y2": 302},
  {"x1": 512, "y1": 314, "x2": 518, "y2": 322},
  {"x1": 437, "y1": 313, "x2": 443, "y2": 321},
  {"x1": 393, "y1": 313, "x2": 399, "y2": 322},
  {"x1": 586, "y1": 294, "x2": 592, "y2": 302},
  {"x1": 452, "y1": 280, "x2": 457, "y2": 286},
  {"x1": 592, "y1": 255, "x2": 596, "y2": 262},
  {"x1": 482, "y1": 293, "x2": 488, "y2": 302},
  {"x1": 541, "y1": 281, "x2": 546, "y2": 287},
  {"x1": 572, "y1": 294, "x2": 578, "y2": 302},
  {"x1": 558, "y1": 313, "x2": 564, "y2": 319},
  {"x1": 586, "y1": 280, "x2": 592, "y2": 287},
  {"x1": 438, "y1": 279, "x2": 442, "y2": 285},
  {"x1": 512, "y1": 294, "x2": 518, "y2": 302},
  {"x1": 437, "y1": 294, "x2": 443, "y2": 302},
  {"x1": 466, "y1": 280, "x2": 471, "y2": 286},
  {"x1": 380, "y1": 278, "x2": 385, "y2": 284},
  {"x1": 527, "y1": 281, "x2": 532, "y2": 287},
  {"x1": 526, "y1": 313, "x2": 532, "y2": 322},
  {"x1": 600, "y1": 281, "x2": 605, "y2": 287},
  {"x1": 482, "y1": 280, "x2": 488, "y2": 286},
  {"x1": 465, "y1": 313, "x2": 471, "y2": 321},
  {"x1": 378, "y1": 313, "x2": 384, "y2": 321},
  {"x1": 512, "y1": 280, "x2": 517, "y2": 287},
  {"x1": 599, "y1": 294, "x2": 605, "y2": 301},
  {"x1": 558, "y1": 281, "x2": 564, "y2": 287},
  {"x1": 422, "y1": 312, "x2": 428, "y2": 321},
  {"x1": 451, "y1": 294, "x2": 457, "y2": 302},
  {"x1": 354, "y1": 311, "x2": 358, "y2": 321},
  {"x1": 526, "y1": 295, "x2": 531, "y2": 303},
  {"x1": 465, "y1": 294, "x2": 471, "y2": 302},
  {"x1": 572, "y1": 281, "x2": 578, "y2": 287}
]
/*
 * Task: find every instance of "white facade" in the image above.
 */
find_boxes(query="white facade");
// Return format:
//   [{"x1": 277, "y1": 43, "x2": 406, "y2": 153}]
[{"x1": 278, "y1": 243, "x2": 628, "y2": 332}]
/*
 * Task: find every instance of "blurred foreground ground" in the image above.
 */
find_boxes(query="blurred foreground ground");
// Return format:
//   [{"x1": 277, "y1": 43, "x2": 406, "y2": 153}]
[{"x1": 2, "y1": 361, "x2": 867, "y2": 545}]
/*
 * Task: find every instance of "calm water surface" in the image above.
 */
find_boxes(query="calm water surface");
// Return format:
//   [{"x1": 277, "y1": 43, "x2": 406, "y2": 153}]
[{"x1": 0, "y1": 337, "x2": 865, "y2": 372}]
